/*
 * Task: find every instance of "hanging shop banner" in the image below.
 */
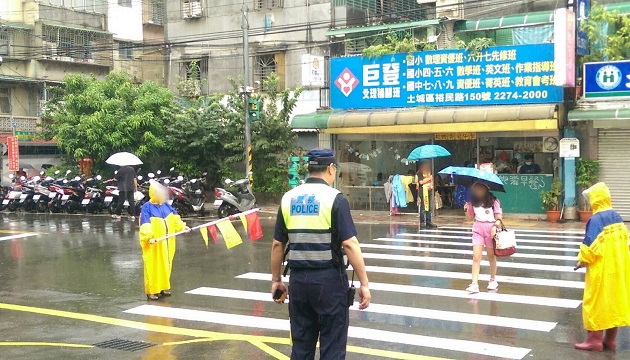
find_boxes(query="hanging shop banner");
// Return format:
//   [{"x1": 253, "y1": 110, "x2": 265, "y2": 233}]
[
  {"x1": 576, "y1": 0, "x2": 590, "y2": 56},
  {"x1": 330, "y1": 44, "x2": 563, "y2": 110},
  {"x1": 554, "y1": 8, "x2": 576, "y2": 87},
  {"x1": 7, "y1": 136, "x2": 19, "y2": 172},
  {"x1": 583, "y1": 60, "x2": 630, "y2": 99},
  {"x1": 434, "y1": 133, "x2": 477, "y2": 141}
]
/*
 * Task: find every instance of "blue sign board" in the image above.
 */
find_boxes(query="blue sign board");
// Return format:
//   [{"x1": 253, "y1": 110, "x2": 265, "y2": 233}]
[
  {"x1": 330, "y1": 44, "x2": 564, "y2": 110},
  {"x1": 584, "y1": 60, "x2": 630, "y2": 99},
  {"x1": 576, "y1": 0, "x2": 590, "y2": 56}
]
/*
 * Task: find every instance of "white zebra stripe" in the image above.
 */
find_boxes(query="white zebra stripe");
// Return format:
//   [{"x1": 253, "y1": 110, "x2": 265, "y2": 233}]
[{"x1": 374, "y1": 237, "x2": 580, "y2": 253}]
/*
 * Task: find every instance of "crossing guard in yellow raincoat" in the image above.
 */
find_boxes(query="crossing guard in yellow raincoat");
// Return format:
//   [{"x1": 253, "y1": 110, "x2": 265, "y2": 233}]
[
  {"x1": 575, "y1": 182, "x2": 630, "y2": 352},
  {"x1": 139, "y1": 180, "x2": 188, "y2": 300}
]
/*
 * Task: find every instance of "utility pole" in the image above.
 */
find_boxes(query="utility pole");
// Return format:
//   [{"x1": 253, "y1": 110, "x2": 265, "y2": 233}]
[{"x1": 242, "y1": 4, "x2": 252, "y2": 182}]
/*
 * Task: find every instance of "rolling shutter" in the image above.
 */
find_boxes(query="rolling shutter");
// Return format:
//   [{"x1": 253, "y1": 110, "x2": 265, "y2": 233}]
[{"x1": 598, "y1": 129, "x2": 630, "y2": 219}]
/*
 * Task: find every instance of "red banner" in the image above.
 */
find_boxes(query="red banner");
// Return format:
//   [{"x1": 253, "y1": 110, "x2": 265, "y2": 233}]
[{"x1": 7, "y1": 136, "x2": 19, "y2": 172}]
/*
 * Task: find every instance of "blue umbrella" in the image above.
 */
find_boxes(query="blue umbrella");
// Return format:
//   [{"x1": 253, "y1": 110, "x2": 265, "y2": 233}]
[
  {"x1": 408, "y1": 145, "x2": 451, "y2": 161},
  {"x1": 439, "y1": 166, "x2": 506, "y2": 192}
]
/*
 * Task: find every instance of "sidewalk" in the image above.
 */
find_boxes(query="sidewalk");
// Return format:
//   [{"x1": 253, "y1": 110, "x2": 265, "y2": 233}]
[{"x1": 258, "y1": 206, "x2": 588, "y2": 230}]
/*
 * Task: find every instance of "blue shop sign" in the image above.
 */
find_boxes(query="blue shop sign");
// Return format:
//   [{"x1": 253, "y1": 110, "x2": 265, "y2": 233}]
[
  {"x1": 576, "y1": 0, "x2": 590, "y2": 56},
  {"x1": 330, "y1": 44, "x2": 563, "y2": 110},
  {"x1": 584, "y1": 60, "x2": 630, "y2": 99}
]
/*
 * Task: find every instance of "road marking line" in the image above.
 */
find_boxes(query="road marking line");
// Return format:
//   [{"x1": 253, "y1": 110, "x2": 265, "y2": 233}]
[
  {"x1": 411, "y1": 229, "x2": 584, "y2": 239},
  {"x1": 361, "y1": 252, "x2": 584, "y2": 273},
  {"x1": 398, "y1": 233, "x2": 582, "y2": 246},
  {"x1": 440, "y1": 226, "x2": 585, "y2": 235},
  {"x1": 0, "y1": 302, "x2": 430, "y2": 360},
  {"x1": 187, "y1": 287, "x2": 556, "y2": 332},
  {"x1": 374, "y1": 237, "x2": 580, "y2": 253},
  {"x1": 0, "y1": 233, "x2": 40, "y2": 242},
  {"x1": 236, "y1": 273, "x2": 582, "y2": 308},
  {"x1": 0, "y1": 342, "x2": 93, "y2": 348},
  {"x1": 364, "y1": 266, "x2": 584, "y2": 289},
  {"x1": 124, "y1": 305, "x2": 531, "y2": 359},
  {"x1": 362, "y1": 243, "x2": 578, "y2": 261},
  {"x1": 249, "y1": 340, "x2": 289, "y2": 360}
]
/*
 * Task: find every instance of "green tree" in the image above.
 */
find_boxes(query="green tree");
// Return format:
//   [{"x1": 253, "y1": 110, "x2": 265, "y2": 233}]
[
  {"x1": 42, "y1": 71, "x2": 176, "y2": 168},
  {"x1": 362, "y1": 32, "x2": 436, "y2": 59},
  {"x1": 165, "y1": 95, "x2": 227, "y2": 184},
  {"x1": 581, "y1": 3, "x2": 630, "y2": 63},
  {"x1": 222, "y1": 73, "x2": 302, "y2": 192}
]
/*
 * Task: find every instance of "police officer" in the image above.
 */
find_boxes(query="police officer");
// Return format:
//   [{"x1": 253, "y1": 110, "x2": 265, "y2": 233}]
[{"x1": 271, "y1": 148, "x2": 371, "y2": 360}]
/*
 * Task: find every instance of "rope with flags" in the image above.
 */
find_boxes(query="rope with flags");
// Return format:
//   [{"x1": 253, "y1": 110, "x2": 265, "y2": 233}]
[{"x1": 150, "y1": 208, "x2": 264, "y2": 248}]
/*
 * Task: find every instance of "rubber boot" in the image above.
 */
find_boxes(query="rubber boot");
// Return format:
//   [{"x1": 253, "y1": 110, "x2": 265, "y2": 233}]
[
  {"x1": 574, "y1": 331, "x2": 604, "y2": 352},
  {"x1": 603, "y1": 327, "x2": 618, "y2": 351}
]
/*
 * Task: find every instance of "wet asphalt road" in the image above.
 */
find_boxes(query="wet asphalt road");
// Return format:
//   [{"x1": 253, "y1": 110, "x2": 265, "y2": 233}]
[{"x1": 0, "y1": 212, "x2": 628, "y2": 360}]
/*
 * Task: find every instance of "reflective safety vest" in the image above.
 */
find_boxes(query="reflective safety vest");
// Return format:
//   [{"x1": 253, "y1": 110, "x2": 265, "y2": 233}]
[{"x1": 281, "y1": 182, "x2": 340, "y2": 269}]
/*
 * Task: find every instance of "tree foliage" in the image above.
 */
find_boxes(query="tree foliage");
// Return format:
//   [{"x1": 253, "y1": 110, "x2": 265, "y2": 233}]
[
  {"x1": 581, "y1": 3, "x2": 630, "y2": 63},
  {"x1": 455, "y1": 37, "x2": 496, "y2": 58},
  {"x1": 42, "y1": 71, "x2": 176, "y2": 167},
  {"x1": 362, "y1": 33, "x2": 436, "y2": 59}
]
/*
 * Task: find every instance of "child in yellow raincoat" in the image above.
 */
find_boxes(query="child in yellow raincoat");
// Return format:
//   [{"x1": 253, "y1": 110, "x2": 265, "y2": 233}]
[
  {"x1": 139, "y1": 180, "x2": 189, "y2": 300},
  {"x1": 575, "y1": 182, "x2": 630, "y2": 352}
]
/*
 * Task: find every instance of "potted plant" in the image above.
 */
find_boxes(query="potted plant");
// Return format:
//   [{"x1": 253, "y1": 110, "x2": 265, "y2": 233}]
[
  {"x1": 541, "y1": 179, "x2": 563, "y2": 223},
  {"x1": 576, "y1": 159, "x2": 600, "y2": 223}
]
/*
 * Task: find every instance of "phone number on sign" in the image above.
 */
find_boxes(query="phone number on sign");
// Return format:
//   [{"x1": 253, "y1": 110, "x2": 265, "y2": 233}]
[{"x1": 493, "y1": 90, "x2": 549, "y2": 101}]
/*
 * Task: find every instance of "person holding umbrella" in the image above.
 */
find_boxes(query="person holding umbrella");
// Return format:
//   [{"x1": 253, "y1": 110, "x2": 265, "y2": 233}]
[
  {"x1": 438, "y1": 167, "x2": 506, "y2": 294},
  {"x1": 106, "y1": 152, "x2": 143, "y2": 220},
  {"x1": 416, "y1": 162, "x2": 437, "y2": 229},
  {"x1": 408, "y1": 145, "x2": 450, "y2": 230}
]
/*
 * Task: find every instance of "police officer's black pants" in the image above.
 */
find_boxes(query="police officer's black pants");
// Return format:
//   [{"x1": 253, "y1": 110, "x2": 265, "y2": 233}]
[{"x1": 289, "y1": 267, "x2": 349, "y2": 360}]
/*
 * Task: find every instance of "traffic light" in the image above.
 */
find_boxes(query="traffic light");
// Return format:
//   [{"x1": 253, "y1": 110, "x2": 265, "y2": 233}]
[{"x1": 248, "y1": 100, "x2": 261, "y2": 121}]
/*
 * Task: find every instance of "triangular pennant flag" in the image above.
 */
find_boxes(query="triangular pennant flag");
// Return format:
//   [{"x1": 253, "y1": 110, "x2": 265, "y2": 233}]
[
  {"x1": 239, "y1": 214, "x2": 248, "y2": 232},
  {"x1": 208, "y1": 224, "x2": 219, "y2": 244},
  {"x1": 245, "y1": 211, "x2": 263, "y2": 242},
  {"x1": 200, "y1": 227, "x2": 209, "y2": 248},
  {"x1": 215, "y1": 219, "x2": 243, "y2": 249}
]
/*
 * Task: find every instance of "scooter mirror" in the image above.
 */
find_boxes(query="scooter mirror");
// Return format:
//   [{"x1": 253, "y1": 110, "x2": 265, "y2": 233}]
[
  {"x1": 202, "y1": 172, "x2": 208, "y2": 176},
  {"x1": 33, "y1": 176, "x2": 41, "y2": 181},
  {"x1": 177, "y1": 176, "x2": 184, "y2": 181},
  {"x1": 148, "y1": 173, "x2": 155, "y2": 178},
  {"x1": 137, "y1": 175, "x2": 143, "y2": 181},
  {"x1": 40, "y1": 171, "x2": 45, "y2": 175},
  {"x1": 9, "y1": 174, "x2": 14, "y2": 179},
  {"x1": 170, "y1": 167, "x2": 175, "y2": 172},
  {"x1": 75, "y1": 176, "x2": 81, "y2": 181},
  {"x1": 20, "y1": 176, "x2": 26, "y2": 181},
  {"x1": 63, "y1": 179, "x2": 68, "y2": 184},
  {"x1": 114, "y1": 170, "x2": 118, "y2": 175},
  {"x1": 164, "y1": 179, "x2": 170, "y2": 184},
  {"x1": 96, "y1": 175, "x2": 102, "y2": 181},
  {"x1": 55, "y1": 170, "x2": 60, "y2": 175},
  {"x1": 66, "y1": 170, "x2": 72, "y2": 175},
  {"x1": 190, "y1": 179, "x2": 197, "y2": 184},
  {"x1": 157, "y1": 170, "x2": 162, "y2": 175},
  {"x1": 225, "y1": 178, "x2": 233, "y2": 184}
]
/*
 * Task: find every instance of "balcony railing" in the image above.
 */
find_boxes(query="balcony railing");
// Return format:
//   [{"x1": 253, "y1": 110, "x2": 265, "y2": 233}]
[{"x1": 0, "y1": 116, "x2": 41, "y2": 134}]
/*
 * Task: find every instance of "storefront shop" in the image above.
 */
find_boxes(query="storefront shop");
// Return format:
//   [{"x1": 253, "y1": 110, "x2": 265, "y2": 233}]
[
  {"x1": 568, "y1": 60, "x2": 630, "y2": 218},
  {"x1": 326, "y1": 43, "x2": 564, "y2": 214}
]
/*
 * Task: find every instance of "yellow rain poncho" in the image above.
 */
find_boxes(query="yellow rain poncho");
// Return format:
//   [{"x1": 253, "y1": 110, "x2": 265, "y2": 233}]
[
  {"x1": 139, "y1": 180, "x2": 186, "y2": 295},
  {"x1": 578, "y1": 182, "x2": 630, "y2": 331}
]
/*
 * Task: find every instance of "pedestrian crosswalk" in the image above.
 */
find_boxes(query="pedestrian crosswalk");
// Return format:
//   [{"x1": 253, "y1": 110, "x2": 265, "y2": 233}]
[
  {"x1": 121, "y1": 225, "x2": 588, "y2": 359},
  {"x1": 0, "y1": 232, "x2": 40, "y2": 242}
]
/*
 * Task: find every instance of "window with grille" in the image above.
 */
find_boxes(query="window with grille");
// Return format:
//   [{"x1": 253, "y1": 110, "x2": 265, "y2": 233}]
[
  {"x1": 118, "y1": 0, "x2": 132, "y2": 7},
  {"x1": 254, "y1": 53, "x2": 285, "y2": 90},
  {"x1": 255, "y1": 0, "x2": 283, "y2": 10},
  {"x1": 42, "y1": 24, "x2": 110, "y2": 63},
  {"x1": 118, "y1": 42, "x2": 134, "y2": 59},
  {"x1": 149, "y1": 0, "x2": 164, "y2": 25},
  {"x1": 181, "y1": 58, "x2": 208, "y2": 81},
  {"x1": 182, "y1": 0, "x2": 203, "y2": 18},
  {"x1": 0, "y1": 29, "x2": 9, "y2": 56},
  {"x1": 0, "y1": 88, "x2": 11, "y2": 114}
]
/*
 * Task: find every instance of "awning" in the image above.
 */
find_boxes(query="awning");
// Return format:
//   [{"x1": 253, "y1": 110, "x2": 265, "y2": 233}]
[
  {"x1": 38, "y1": 21, "x2": 112, "y2": 35},
  {"x1": 0, "y1": 74, "x2": 42, "y2": 84},
  {"x1": 290, "y1": 111, "x2": 331, "y2": 131},
  {"x1": 0, "y1": 22, "x2": 33, "y2": 31},
  {"x1": 326, "y1": 19, "x2": 442, "y2": 37},
  {"x1": 326, "y1": 104, "x2": 558, "y2": 134},
  {"x1": 455, "y1": 2, "x2": 630, "y2": 32},
  {"x1": 568, "y1": 109, "x2": 630, "y2": 121}
]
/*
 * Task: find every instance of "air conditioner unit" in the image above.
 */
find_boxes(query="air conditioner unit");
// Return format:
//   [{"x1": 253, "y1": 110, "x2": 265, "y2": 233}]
[{"x1": 190, "y1": 1, "x2": 203, "y2": 18}]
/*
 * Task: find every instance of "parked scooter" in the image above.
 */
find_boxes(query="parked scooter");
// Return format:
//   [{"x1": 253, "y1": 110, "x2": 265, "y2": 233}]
[
  {"x1": 161, "y1": 173, "x2": 207, "y2": 217},
  {"x1": 82, "y1": 175, "x2": 104, "y2": 213},
  {"x1": 5, "y1": 174, "x2": 26, "y2": 212},
  {"x1": 214, "y1": 177, "x2": 256, "y2": 218}
]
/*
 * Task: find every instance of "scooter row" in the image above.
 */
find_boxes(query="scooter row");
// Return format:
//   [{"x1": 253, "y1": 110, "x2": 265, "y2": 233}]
[{"x1": 0, "y1": 169, "x2": 209, "y2": 217}]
